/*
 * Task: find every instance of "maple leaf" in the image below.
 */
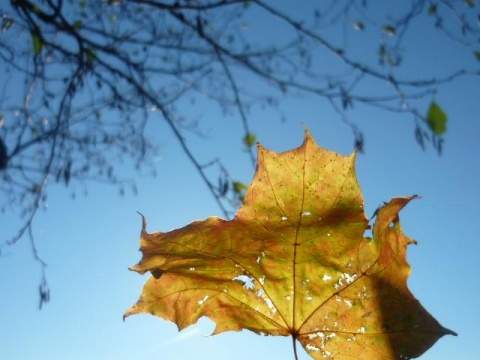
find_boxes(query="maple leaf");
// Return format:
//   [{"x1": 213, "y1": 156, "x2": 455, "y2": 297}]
[{"x1": 125, "y1": 130, "x2": 456, "y2": 359}]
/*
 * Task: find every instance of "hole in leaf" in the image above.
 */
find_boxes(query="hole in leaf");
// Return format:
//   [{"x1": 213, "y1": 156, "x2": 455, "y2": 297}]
[
  {"x1": 233, "y1": 275, "x2": 255, "y2": 289},
  {"x1": 363, "y1": 227, "x2": 372, "y2": 238}
]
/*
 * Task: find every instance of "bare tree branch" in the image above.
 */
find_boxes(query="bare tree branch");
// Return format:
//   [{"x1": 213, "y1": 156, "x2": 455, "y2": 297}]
[{"x1": 0, "y1": 0, "x2": 478, "y2": 306}]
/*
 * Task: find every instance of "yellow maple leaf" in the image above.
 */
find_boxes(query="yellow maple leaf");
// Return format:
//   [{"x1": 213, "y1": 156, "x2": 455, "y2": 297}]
[{"x1": 125, "y1": 130, "x2": 456, "y2": 359}]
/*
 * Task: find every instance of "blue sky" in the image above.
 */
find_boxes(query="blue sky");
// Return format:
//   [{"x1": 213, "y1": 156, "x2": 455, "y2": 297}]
[{"x1": 1, "y1": 1, "x2": 480, "y2": 359}]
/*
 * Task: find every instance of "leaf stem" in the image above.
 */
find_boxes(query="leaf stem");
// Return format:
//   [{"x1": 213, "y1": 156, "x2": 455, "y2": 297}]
[{"x1": 292, "y1": 334, "x2": 299, "y2": 360}]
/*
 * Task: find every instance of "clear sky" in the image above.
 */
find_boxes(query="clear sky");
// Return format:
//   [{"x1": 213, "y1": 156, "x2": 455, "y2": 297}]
[{"x1": 1, "y1": 1, "x2": 479, "y2": 359}]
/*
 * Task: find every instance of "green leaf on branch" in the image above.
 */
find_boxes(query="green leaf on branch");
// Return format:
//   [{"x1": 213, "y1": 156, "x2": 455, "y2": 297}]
[
  {"x1": 31, "y1": 31, "x2": 43, "y2": 55},
  {"x1": 86, "y1": 48, "x2": 97, "y2": 66},
  {"x1": 232, "y1": 181, "x2": 248, "y2": 193},
  {"x1": 242, "y1": 132, "x2": 256, "y2": 147},
  {"x1": 474, "y1": 51, "x2": 480, "y2": 61},
  {"x1": 232, "y1": 181, "x2": 248, "y2": 201},
  {"x1": 426, "y1": 101, "x2": 448, "y2": 136}
]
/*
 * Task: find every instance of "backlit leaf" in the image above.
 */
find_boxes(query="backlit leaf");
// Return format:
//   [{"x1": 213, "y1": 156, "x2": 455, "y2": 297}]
[
  {"x1": 31, "y1": 31, "x2": 43, "y2": 55},
  {"x1": 426, "y1": 101, "x2": 448, "y2": 135},
  {"x1": 232, "y1": 181, "x2": 248, "y2": 194},
  {"x1": 125, "y1": 130, "x2": 456, "y2": 359},
  {"x1": 232, "y1": 180, "x2": 248, "y2": 201},
  {"x1": 243, "y1": 132, "x2": 257, "y2": 147}
]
